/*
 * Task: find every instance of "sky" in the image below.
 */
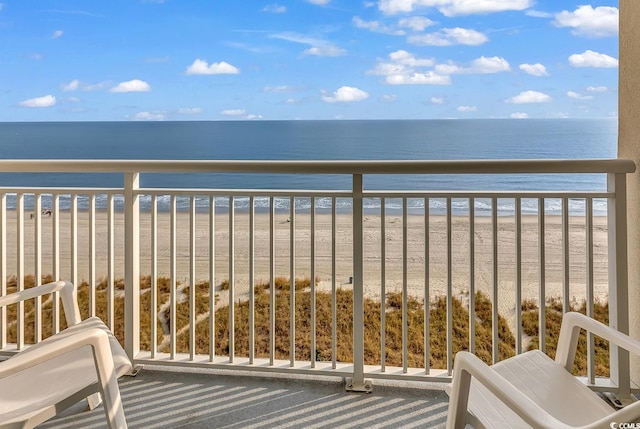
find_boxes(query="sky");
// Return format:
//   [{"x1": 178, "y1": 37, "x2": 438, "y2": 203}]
[{"x1": 0, "y1": 0, "x2": 619, "y2": 121}]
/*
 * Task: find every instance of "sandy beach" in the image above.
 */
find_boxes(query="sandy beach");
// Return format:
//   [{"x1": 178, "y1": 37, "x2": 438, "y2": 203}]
[{"x1": 5, "y1": 209, "x2": 610, "y2": 317}]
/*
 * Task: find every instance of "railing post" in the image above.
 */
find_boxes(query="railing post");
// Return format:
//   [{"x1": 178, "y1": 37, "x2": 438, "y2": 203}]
[
  {"x1": 607, "y1": 172, "x2": 631, "y2": 399},
  {"x1": 346, "y1": 174, "x2": 372, "y2": 392},
  {"x1": 124, "y1": 173, "x2": 140, "y2": 362}
]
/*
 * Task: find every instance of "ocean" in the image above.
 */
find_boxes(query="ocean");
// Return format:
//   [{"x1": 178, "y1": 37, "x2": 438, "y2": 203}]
[{"x1": 0, "y1": 119, "x2": 618, "y2": 215}]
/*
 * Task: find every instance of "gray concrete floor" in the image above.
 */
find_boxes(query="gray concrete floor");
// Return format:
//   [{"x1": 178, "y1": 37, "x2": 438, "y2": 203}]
[{"x1": 41, "y1": 366, "x2": 450, "y2": 428}]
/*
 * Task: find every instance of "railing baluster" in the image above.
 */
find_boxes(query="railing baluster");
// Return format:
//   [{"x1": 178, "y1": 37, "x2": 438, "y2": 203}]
[
  {"x1": 229, "y1": 196, "x2": 235, "y2": 363},
  {"x1": 52, "y1": 194, "x2": 60, "y2": 334},
  {"x1": 562, "y1": 198, "x2": 570, "y2": 314},
  {"x1": 151, "y1": 195, "x2": 158, "y2": 359},
  {"x1": 515, "y1": 198, "x2": 522, "y2": 355},
  {"x1": 424, "y1": 197, "x2": 430, "y2": 373},
  {"x1": 209, "y1": 196, "x2": 215, "y2": 362},
  {"x1": 71, "y1": 194, "x2": 78, "y2": 292},
  {"x1": 190, "y1": 196, "x2": 196, "y2": 361},
  {"x1": 469, "y1": 197, "x2": 475, "y2": 355},
  {"x1": 331, "y1": 197, "x2": 337, "y2": 370},
  {"x1": 289, "y1": 196, "x2": 295, "y2": 367},
  {"x1": 170, "y1": 195, "x2": 177, "y2": 359},
  {"x1": 34, "y1": 194, "x2": 42, "y2": 343},
  {"x1": 402, "y1": 198, "x2": 408, "y2": 373},
  {"x1": 269, "y1": 196, "x2": 275, "y2": 365},
  {"x1": 538, "y1": 197, "x2": 546, "y2": 354},
  {"x1": 381, "y1": 197, "x2": 386, "y2": 372},
  {"x1": 16, "y1": 193, "x2": 24, "y2": 349},
  {"x1": 492, "y1": 197, "x2": 499, "y2": 364},
  {"x1": 310, "y1": 197, "x2": 316, "y2": 369},
  {"x1": 89, "y1": 194, "x2": 96, "y2": 318},
  {"x1": 108, "y1": 194, "x2": 115, "y2": 331},
  {"x1": 249, "y1": 196, "x2": 255, "y2": 365},
  {"x1": 446, "y1": 197, "x2": 453, "y2": 374},
  {"x1": 586, "y1": 197, "x2": 595, "y2": 384}
]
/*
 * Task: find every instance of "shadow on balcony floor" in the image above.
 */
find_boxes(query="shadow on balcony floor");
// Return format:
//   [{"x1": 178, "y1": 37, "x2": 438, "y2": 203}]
[{"x1": 40, "y1": 366, "x2": 449, "y2": 428}]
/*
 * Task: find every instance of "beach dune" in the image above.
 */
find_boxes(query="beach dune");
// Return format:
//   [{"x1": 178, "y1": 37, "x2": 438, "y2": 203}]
[{"x1": 5, "y1": 209, "x2": 610, "y2": 317}]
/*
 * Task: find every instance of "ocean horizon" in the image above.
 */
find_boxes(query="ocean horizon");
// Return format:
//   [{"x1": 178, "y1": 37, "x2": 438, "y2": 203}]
[{"x1": 0, "y1": 119, "x2": 618, "y2": 215}]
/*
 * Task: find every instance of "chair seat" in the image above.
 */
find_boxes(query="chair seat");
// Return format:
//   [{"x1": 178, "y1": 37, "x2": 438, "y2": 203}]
[
  {"x1": 466, "y1": 350, "x2": 614, "y2": 428},
  {"x1": 0, "y1": 317, "x2": 132, "y2": 426}
]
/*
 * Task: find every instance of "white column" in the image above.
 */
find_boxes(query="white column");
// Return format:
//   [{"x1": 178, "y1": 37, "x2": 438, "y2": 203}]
[
  {"x1": 124, "y1": 173, "x2": 140, "y2": 361},
  {"x1": 619, "y1": 0, "x2": 640, "y2": 386}
]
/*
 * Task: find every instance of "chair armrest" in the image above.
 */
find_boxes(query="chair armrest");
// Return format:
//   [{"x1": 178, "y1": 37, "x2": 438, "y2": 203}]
[
  {"x1": 447, "y1": 351, "x2": 573, "y2": 429},
  {"x1": 0, "y1": 280, "x2": 81, "y2": 326},
  {"x1": 0, "y1": 327, "x2": 128, "y2": 428},
  {"x1": 0, "y1": 327, "x2": 111, "y2": 376},
  {"x1": 556, "y1": 312, "x2": 640, "y2": 372}
]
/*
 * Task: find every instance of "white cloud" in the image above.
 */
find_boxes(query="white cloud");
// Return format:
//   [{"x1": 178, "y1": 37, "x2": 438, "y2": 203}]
[
  {"x1": 247, "y1": 114, "x2": 263, "y2": 120},
  {"x1": 285, "y1": 98, "x2": 299, "y2": 104},
  {"x1": 19, "y1": 95, "x2": 56, "y2": 108},
  {"x1": 457, "y1": 105, "x2": 477, "y2": 112},
  {"x1": 408, "y1": 27, "x2": 488, "y2": 46},
  {"x1": 0, "y1": 4, "x2": 4, "y2": 11},
  {"x1": 353, "y1": 16, "x2": 405, "y2": 35},
  {"x1": 263, "y1": 85, "x2": 296, "y2": 93},
  {"x1": 389, "y1": 50, "x2": 434, "y2": 67},
  {"x1": 553, "y1": 5, "x2": 618, "y2": 38},
  {"x1": 525, "y1": 10, "x2": 552, "y2": 18},
  {"x1": 386, "y1": 72, "x2": 451, "y2": 85},
  {"x1": 511, "y1": 112, "x2": 529, "y2": 118},
  {"x1": 431, "y1": 96, "x2": 444, "y2": 104},
  {"x1": 566, "y1": 91, "x2": 593, "y2": 100},
  {"x1": 568, "y1": 50, "x2": 618, "y2": 68},
  {"x1": 467, "y1": 56, "x2": 510, "y2": 73},
  {"x1": 321, "y1": 86, "x2": 369, "y2": 103},
  {"x1": 62, "y1": 79, "x2": 81, "y2": 91},
  {"x1": 262, "y1": 3, "x2": 286, "y2": 13},
  {"x1": 62, "y1": 79, "x2": 110, "y2": 92},
  {"x1": 378, "y1": 0, "x2": 533, "y2": 17},
  {"x1": 506, "y1": 90, "x2": 551, "y2": 104},
  {"x1": 110, "y1": 79, "x2": 151, "y2": 93},
  {"x1": 380, "y1": 94, "x2": 398, "y2": 102},
  {"x1": 221, "y1": 109, "x2": 247, "y2": 116},
  {"x1": 435, "y1": 56, "x2": 510, "y2": 75},
  {"x1": 185, "y1": 59, "x2": 240, "y2": 75},
  {"x1": 302, "y1": 46, "x2": 346, "y2": 57},
  {"x1": 133, "y1": 111, "x2": 166, "y2": 121},
  {"x1": 271, "y1": 32, "x2": 346, "y2": 57},
  {"x1": 368, "y1": 50, "x2": 450, "y2": 85},
  {"x1": 439, "y1": 0, "x2": 532, "y2": 17},
  {"x1": 519, "y1": 63, "x2": 548, "y2": 77},
  {"x1": 398, "y1": 16, "x2": 436, "y2": 31},
  {"x1": 177, "y1": 107, "x2": 203, "y2": 115},
  {"x1": 51, "y1": 30, "x2": 63, "y2": 39},
  {"x1": 308, "y1": 0, "x2": 330, "y2": 4},
  {"x1": 586, "y1": 86, "x2": 608, "y2": 93}
]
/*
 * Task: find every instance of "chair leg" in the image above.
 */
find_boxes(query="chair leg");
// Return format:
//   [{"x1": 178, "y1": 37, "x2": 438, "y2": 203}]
[{"x1": 87, "y1": 392, "x2": 102, "y2": 410}]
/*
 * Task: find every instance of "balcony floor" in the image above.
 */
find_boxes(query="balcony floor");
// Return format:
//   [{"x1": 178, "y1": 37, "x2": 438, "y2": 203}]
[{"x1": 41, "y1": 366, "x2": 450, "y2": 428}]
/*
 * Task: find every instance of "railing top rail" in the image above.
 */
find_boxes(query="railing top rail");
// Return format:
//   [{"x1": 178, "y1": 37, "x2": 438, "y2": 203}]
[{"x1": 0, "y1": 159, "x2": 634, "y2": 174}]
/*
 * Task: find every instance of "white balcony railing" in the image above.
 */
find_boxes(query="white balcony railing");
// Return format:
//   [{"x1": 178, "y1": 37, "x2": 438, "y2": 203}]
[{"x1": 0, "y1": 159, "x2": 635, "y2": 394}]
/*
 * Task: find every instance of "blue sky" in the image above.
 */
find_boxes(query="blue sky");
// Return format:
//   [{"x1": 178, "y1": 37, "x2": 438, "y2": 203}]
[{"x1": 0, "y1": 0, "x2": 619, "y2": 121}]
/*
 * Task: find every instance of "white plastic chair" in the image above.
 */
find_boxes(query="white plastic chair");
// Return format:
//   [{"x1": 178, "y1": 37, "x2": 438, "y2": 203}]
[
  {"x1": 446, "y1": 311, "x2": 640, "y2": 429},
  {"x1": 0, "y1": 280, "x2": 132, "y2": 428}
]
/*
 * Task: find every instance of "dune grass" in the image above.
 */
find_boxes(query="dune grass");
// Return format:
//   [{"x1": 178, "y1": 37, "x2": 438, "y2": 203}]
[{"x1": 3, "y1": 275, "x2": 610, "y2": 375}]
